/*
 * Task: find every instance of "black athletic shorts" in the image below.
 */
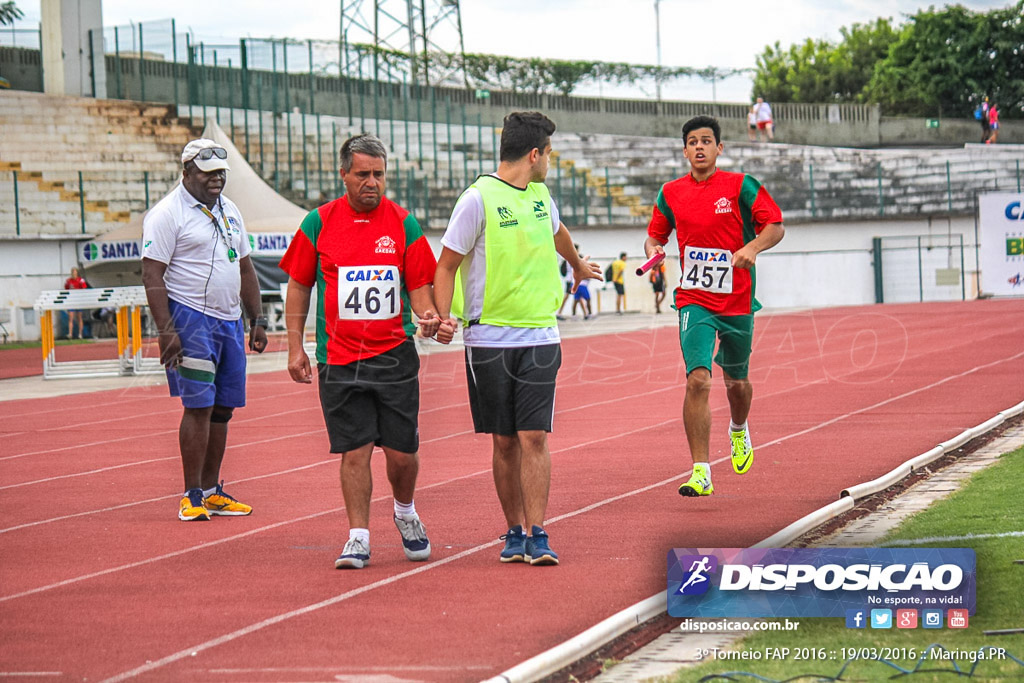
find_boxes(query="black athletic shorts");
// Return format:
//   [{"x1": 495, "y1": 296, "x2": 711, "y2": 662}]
[
  {"x1": 317, "y1": 339, "x2": 420, "y2": 454},
  {"x1": 465, "y1": 344, "x2": 561, "y2": 435}
]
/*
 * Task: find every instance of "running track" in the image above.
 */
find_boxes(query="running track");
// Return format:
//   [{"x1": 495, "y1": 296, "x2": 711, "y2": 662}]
[{"x1": 1, "y1": 301, "x2": 1022, "y2": 682}]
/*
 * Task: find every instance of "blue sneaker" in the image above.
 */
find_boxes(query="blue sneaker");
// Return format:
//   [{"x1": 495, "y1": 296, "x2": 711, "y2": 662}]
[
  {"x1": 334, "y1": 537, "x2": 370, "y2": 569},
  {"x1": 499, "y1": 525, "x2": 526, "y2": 563},
  {"x1": 525, "y1": 525, "x2": 559, "y2": 566},
  {"x1": 394, "y1": 513, "x2": 431, "y2": 561}
]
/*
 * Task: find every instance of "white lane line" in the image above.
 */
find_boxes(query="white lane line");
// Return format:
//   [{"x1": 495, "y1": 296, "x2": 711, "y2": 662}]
[{"x1": 0, "y1": 388, "x2": 309, "y2": 442}]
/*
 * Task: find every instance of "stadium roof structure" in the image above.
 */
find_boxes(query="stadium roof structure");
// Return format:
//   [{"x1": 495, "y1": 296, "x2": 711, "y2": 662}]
[{"x1": 94, "y1": 119, "x2": 307, "y2": 243}]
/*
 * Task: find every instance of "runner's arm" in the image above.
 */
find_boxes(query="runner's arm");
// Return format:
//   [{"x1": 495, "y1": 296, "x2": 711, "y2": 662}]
[
  {"x1": 141, "y1": 257, "x2": 181, "y2": 368},
  {"x1": 239, "y1": 255, "x2": 267, "y2": 353},
  {"x1": 555, "y1": 222, "x2": 602, "y2": 292},
  {"x1": 732, "y1": 222, "x2": 784, "y2": 269},
  {"x1": 284, "y1": 278, "x2": 312, "y2": 383}
]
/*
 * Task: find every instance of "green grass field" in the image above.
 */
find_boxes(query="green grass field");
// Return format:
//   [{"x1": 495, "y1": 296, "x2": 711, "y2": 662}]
[{"x1": 669, "y1": 445, "x2": 1024, "y2": 682}]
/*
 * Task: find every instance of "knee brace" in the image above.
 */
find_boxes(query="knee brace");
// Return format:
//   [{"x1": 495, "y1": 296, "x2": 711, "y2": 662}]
[{"x1": 210, "y1": 405, "x2": 235, "y2": 424}]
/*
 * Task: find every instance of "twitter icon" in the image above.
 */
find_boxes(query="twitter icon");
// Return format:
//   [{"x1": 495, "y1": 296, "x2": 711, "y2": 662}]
[{"x1": 871, "y1": 609, "x2": 892, "y2": 629}]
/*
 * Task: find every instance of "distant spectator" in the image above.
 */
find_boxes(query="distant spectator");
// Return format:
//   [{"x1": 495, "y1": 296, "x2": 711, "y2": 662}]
[
  {"x1": 556, "y1": 243, "x2": 580, "y2": 320},
  {"x1": 611, "y1": 252, "x2": 627, "y2": 314},
  {"x1": 63, "y1": 267, "x2": 89, "y2": 339},
  {"x1": 987, "y1": 103, "x2": 999, "y2": 144},
  {"x1": 755, "y1": 97, "x2": 774, "y2": 142},
  {"x1": 747, "y1": 105, "x2": 757, "y2": 142},
  {"x1": 975, "y1": 96, "x2": 990, "y2": 143},
  {"x1": 93, "y1": 306, "x2": 118, "y2": 338},
  {"x1": 572, "y1": 277, "x2": 593, "y2": 320},
  {"x1": 650, "y1": 260, "x2": 666, "y2": 314}
]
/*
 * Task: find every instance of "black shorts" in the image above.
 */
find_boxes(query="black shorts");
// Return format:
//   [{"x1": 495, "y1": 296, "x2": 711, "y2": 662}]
[
  {"x1": 317, "y1": 339, "x2": 420, "y2": 454},
  {"x1": 465, "y1": 344, "x2": 561, "y2": 435},
  {"x1": 614, "y1": 282, "x2": 625, "y2": 295}
]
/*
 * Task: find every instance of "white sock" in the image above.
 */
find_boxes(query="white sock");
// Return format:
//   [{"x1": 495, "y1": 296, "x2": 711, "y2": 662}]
[
  {"x1": 203, "y1": 485, "x2": 217, "y2": 497},
  {"x1": 693, "y1": 462, "x2": 711, "y2": 480},
  {"x1": 730, "y1": 421, "x2": 748, "y2": 433},
  {"x1": 394, "y1": 499, "x2": 416, "y2": 518},
  {"x1": 349, "y1": 528, "x2": 369, "y2": 545}
]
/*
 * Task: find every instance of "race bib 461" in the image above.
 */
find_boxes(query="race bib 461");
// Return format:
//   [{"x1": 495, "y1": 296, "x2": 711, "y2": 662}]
[
  {"x1": 337, "y1": 265, "x2": 400, "y2": 320},
  {"x1": 682, "y1": 247, "x2": 733, "y2": 294}
]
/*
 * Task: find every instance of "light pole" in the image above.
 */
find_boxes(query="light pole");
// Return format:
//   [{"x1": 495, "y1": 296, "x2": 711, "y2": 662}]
[{"x1": 654, "y1": 0, "x2": 662, "y2": 101}]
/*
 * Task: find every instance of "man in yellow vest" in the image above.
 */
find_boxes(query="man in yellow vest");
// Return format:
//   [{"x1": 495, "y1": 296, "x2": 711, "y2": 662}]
[{"x1": 434, "y1": 111, "x2": 602, "y2": 566}]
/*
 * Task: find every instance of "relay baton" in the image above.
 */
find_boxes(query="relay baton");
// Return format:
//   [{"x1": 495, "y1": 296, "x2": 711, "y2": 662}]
[{"x1": 635, "y1": 252, "x2": 665, "y2": 276}]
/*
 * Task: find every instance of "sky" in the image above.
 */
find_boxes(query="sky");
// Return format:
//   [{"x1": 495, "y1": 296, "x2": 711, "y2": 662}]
[{"x1": 10, "y1": 0, "x2": 1015, "y2": 103}]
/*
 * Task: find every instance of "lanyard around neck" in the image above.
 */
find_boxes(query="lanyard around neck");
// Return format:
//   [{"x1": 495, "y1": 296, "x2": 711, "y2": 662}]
[{"x1": 198, "y1": 200, "x2": 237, "y2": 262}]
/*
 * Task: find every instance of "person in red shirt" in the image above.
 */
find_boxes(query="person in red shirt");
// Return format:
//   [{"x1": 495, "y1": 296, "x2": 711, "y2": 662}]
[
  {"x1": 63, "y1": 266, "x2": 89, "y2": 339},
  {"x1": 644, "y1": 115, "x2": 784, "y2": 497},
  {"x1": 280, "y1": 134, "x2": 454, "y2": 570}
]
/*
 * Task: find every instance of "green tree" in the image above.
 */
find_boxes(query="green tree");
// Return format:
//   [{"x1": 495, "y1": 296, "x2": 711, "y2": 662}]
[
  {"x1": 0, "y1": 1, "x2": 23, "y2": 26},
  {"x1": 866, "y1": 1, "x2": 1024, "y2": 117},
  {"x1": 751, "y1": 18, "x2": 898, "y2": 103}
]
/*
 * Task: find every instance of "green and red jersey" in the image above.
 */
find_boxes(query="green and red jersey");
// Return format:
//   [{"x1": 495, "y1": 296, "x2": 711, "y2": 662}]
[
  {"x1": 647, "y1": 170, "x2": 782, "y2": 316},
  {"x1": 279, "y1": 195, "x2": 436, "y2": 366}
]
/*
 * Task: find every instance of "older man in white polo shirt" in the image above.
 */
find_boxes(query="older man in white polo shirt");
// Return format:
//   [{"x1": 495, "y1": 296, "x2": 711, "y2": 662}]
[{"x1": 142, "y1": 138, "x2": 268, "y2": 521}]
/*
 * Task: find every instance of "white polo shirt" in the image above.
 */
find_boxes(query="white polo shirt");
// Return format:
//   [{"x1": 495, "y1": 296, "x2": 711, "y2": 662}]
[{"x1": 142, "y1": 182, "x2": 251, "y2": 320}]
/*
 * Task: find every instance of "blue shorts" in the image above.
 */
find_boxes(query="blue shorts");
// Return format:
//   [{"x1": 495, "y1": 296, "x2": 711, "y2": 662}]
[
  {"x1": 166, "y1": 299, "x2": 247, "y2": 409},
  {"x1": 573, "y1": 286, "x2": 591, "y2": 301}
]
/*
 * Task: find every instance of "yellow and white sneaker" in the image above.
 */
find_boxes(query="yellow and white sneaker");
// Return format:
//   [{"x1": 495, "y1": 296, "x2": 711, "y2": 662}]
[
  {"x1": 179, "y1": 489, "x2": 210, "y2": 521},
  {"x1": 204, "y1": 482, "x2": 252, "y2": 516},
  {"x1": 730, "y1": 428, "x2": 754, "y2": 475},
  {"x1": 678, "y1": 467, "x2": 713, "y2": 497}
]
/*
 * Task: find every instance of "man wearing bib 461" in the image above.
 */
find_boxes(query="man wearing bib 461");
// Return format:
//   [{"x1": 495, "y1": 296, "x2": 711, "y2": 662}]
[
  {"x1": 644, "y1": 116, "x2": 784, "y2": 497},
  {"x1": 280, "y1": 134, "x2": 453, "y2": 569}
]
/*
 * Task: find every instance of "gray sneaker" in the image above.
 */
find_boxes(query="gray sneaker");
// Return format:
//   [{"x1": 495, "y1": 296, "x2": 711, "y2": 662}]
[
  {"x1": 335, "y1": 537, "x2": 370, "y2": 569},
  {"x1": 394, "y1": 513, "x2": 431, "y2": 561}
]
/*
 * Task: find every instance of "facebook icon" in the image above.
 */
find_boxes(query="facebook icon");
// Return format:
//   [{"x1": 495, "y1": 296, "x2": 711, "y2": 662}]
[{"x1": 846, "y1": 609, "x2": 866, "y2": 629}]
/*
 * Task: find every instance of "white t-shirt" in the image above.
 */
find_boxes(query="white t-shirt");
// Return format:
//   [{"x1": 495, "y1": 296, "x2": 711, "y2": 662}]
[
  {"x1": 142, "y1": 183, "x2": 252, "y2": 320},
  {"x1": 756, "y1": 101, "x2": 773, "y2": 123},
  {"x1": 441, "y1": 178, "x2": 561, "y2": 348}
]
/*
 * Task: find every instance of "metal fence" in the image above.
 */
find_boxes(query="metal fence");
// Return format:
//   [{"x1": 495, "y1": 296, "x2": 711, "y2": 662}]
[{"x1": 873, "y1": 234, "x2": 968, "y2": 304}]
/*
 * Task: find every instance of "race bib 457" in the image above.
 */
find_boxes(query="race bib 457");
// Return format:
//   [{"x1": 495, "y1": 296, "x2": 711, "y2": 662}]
[
  {"x1": 337, "y1": 265, "x2": 400, "y2": 320},
  {"x1": 682, "y1": 246, "x2": 733, "y2": 294}
]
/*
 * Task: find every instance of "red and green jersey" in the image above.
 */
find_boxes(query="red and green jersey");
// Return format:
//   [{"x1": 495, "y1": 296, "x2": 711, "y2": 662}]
[
  {"x1": 279, "y1": 195, "x2": 437, "y2": 366},
  {"x1": 647, "y1": 170, "x2": 782, "y2": 316}
]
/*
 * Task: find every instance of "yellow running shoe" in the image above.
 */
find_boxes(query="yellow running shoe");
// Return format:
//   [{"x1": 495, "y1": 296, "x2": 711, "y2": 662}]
[
  {"x1": 179, "y1": 489, "x2": 210, "y2": 521},
  {"x1": 204, "y1": 482, "x2": 252, "y2": 516},
  {"x1": 730, "y1": 428, "x2": 754, "y2": 475},
  {"x1": 678, "y1": 468, "x2": 713, "y2": 497}
]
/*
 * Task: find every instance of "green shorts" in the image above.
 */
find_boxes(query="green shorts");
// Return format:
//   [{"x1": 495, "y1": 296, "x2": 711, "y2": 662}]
[{"x1": 678, "y1": 305, "x2": 754, "y2": 379}]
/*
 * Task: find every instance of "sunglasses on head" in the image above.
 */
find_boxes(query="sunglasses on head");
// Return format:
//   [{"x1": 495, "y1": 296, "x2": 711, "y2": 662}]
[{"x1": 193, "y1": 147, "x2": 227, "y2": 160}]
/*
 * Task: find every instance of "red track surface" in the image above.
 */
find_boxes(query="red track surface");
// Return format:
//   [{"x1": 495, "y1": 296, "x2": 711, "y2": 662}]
[{"x1": 1, "y1": 301, "x2": 1022, "y2": 682}]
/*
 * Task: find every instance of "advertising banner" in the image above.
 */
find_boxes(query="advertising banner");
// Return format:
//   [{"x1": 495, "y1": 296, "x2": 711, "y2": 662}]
[{"x1": 979, "y1": 192, "x2": 1024, "y2": 296}]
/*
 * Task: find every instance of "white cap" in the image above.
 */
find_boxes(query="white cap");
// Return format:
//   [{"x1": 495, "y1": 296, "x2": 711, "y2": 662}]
[{"x1": 181, "y1": 138, "x2": 230, "y2": 173}]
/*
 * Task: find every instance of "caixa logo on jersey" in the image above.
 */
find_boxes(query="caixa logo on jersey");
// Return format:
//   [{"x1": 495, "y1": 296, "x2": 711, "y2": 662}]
[
  {"x1": 345, "y1": 268, "x2": 396, "y2": 282},
  {"x1": 667, "y1": 548, "x2": 975, "y2": 618}
]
